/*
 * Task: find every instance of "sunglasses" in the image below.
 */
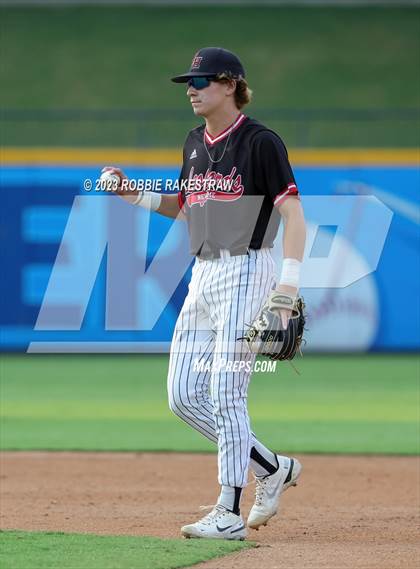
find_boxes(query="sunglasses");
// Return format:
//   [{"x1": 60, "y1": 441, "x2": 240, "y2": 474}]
[{"x1": 187, "y1": 76, "x2": 215, "y2": 90}]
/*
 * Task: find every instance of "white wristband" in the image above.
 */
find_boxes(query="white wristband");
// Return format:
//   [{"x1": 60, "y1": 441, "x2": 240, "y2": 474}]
[
  {"x1": 279, "y1": 258, "x2": 301, "y2": 288},
  {"x1": 133, "y1": 191, "x2": 162, "y2": 211}
]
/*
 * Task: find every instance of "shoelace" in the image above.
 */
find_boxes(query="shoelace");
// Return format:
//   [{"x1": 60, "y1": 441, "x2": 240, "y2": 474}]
[
  {"x1": 254, "y1": 476, "x2": 270, "y2": 506},
  {"x1": 197, "y1": 504, "x2": 228, "y2": 526}
]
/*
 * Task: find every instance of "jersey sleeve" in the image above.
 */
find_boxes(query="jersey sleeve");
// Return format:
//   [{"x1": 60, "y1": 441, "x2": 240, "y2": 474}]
[
  {"x1": 177, "y1": 166, "x2": 186, "y2": 210},
  {"x1": 177, "y1": 134, "x2": 190, "y2": 210},
  {"x1": 253, "y1": 131, "x2": 299, "y2": 206}
]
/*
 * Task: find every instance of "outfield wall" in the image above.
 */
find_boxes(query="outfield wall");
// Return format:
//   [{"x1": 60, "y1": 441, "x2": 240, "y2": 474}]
[{"x1": 1, "y1": 148, "x2": 418, "y2": 353}]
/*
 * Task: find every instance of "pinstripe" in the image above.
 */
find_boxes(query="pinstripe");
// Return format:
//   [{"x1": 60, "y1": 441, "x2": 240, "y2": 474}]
[
  {"x1": 220, "y1": 255, "x2": 238, "y2": 486},
  {"x1": 229, "y1": 256, "x2": 242, "y2": 479},
  {"x1": 176, "y1": 307, "x2": 190, "y2": 427},
  {"x1": 169, "y1": 310, "x2": 185, "y2": 419},
  {"x1": 240, "y1": 253, "x2": 257, "y2": 466},
  {"x1": 224, "y1": 256, "x2": 236, "y2": 486},
  {"x1": 169, "y1": 273, "x2": 217, "y2": 441},
  {"x1": 181, "y1": 262, "x2": 217, "y2": 432},
  {"x1": 215, "y1": 257, "x2": 232, "y2": 485},
  {"x1": 204, "y1": 259, "x2": 218, "y2": 330},
  {"x1": 197, "y1": 260, "x2": 212, "y2": 314},
  {"x1": 182, "y1": 263, "x2": 216, "y2": 430},
  {"x1": 167, "y1": 248, "x2": 277, "y2": 488},
  {"x1": 176, "y1": 318, "x2": 217, "y2": 440},
  {"x1": 225, "y1": 255, "x2": 244, "y2": 484},
  {"x1": 239, "y1": 256, "x2": 253, "y2": 483},
  {"x1": 239, "y1": 254, "x2": 254, "y2": 475},
  {"x1": 193, "y1": 332, "x2": 216, "y2": 420},
  {"x1": 229, "y1": 254, "x2": 248, "y2": 483},
  {"x1": 169, "y1": 297, "x2": 217, "y2": 441},
  {"x1": 200, "y1": 260, "x2": 224, "y2": 438},
  {"x1": 242, "y1": 251, "x2": 274, "y2": 464},
  {"x1": 248, "y1": 250, "x2": 275, "y2": 451}
]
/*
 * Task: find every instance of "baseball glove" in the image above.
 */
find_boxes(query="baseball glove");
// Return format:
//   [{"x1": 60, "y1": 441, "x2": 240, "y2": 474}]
[{"x1": 241, "y1": 293, "x2": 306, "y2": 361}]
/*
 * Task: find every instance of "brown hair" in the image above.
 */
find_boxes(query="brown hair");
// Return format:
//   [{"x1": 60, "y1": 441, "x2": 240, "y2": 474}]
[{"x1": 216, "y1": 73, "x2": 253, "y2": 110}]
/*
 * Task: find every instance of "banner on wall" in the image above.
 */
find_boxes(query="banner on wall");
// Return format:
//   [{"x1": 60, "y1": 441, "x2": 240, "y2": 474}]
[{"x1": 1, "y1": 160, "x2": 419, "y2": 352}]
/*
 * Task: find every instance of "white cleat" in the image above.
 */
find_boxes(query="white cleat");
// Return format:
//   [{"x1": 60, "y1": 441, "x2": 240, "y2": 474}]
[
  {"x1": 247, "y1": 456, "x2": 302, "y2": 530},
  {"x1": 181, "y1": 504, "x2": 247, "y2": 540}
]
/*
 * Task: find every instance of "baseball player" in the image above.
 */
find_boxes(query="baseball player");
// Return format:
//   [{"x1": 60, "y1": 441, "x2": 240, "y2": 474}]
[{"x1": 103, "y1": 47, "x2": 306, "y2": 541}]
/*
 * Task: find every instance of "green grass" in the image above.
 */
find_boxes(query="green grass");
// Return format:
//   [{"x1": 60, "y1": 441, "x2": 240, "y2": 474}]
[
  {"x1": 1, "y1": 6, "x2": 419, "y2": 146},
  {"x1": 1, "y1": 354, "x2": 418, "y2": 454},
  {"x1": 0, "y1": 530, "x2": 251, "y2": 569}
]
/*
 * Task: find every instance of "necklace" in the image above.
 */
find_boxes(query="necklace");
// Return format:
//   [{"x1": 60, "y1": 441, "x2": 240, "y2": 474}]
[{"x1": 203, "y1": 127, "x2": 233, "y2": 164}]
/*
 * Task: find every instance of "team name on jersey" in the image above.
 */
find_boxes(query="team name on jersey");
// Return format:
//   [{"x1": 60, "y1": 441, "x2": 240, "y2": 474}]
[{"x1": 185, "y1": 166, "x2": 244, "y2": 207}]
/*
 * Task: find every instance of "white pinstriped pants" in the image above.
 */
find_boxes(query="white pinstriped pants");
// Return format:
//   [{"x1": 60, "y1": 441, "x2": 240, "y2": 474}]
[{"x1": 167, "y1": 248, "x2": 276, "y2": 488}]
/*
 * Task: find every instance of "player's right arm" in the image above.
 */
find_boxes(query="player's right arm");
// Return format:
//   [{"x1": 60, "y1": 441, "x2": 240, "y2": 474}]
[
  {"x1": 156, "y1": 194, "x2": 184, "y2": 219},
  {"x1": 101, "y1": 166, "x2": 184, "y2": 220}
]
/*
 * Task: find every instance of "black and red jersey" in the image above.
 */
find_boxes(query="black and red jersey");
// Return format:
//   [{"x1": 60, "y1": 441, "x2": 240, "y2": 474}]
[{"x1": 178, "y1": 113, "x2": 299, "y2": 258}]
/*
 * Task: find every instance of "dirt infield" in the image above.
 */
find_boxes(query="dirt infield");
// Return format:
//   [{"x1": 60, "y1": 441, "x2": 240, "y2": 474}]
[{"x1": 1, "y1": 452, "x2": 419, "y2": 569}]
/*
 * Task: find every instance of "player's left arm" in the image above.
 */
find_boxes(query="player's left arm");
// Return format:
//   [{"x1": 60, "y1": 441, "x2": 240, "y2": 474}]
[
  {"x1": 253, "y1": 131, "x2": 306, "y2": 327},
  {"x1": 275, "y1": 196, "x2": 306, "y2": 328}
]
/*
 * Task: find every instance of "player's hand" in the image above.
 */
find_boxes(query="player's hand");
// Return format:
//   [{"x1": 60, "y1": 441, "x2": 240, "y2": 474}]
[
  {"x1": 273, "y1": 283, "x2": 298, "y2": 330},
  {"x1": 101, "y1": 166, "x2": 129, "y2": 196}
]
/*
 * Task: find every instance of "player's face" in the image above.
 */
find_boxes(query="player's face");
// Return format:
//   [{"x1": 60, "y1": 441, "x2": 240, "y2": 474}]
[{"x1": 187, "y1": 79, "x2": 235, "y2": 117}]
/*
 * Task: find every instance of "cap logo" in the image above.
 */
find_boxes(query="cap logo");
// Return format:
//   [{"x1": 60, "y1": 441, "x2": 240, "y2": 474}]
[{"x1": 191, "y1": 56, "x2": 203, "y2": 69}]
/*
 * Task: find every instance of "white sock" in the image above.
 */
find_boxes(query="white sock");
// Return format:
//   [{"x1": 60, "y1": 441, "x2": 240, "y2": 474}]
[{"x1": 218, "y1": 485, "x2": 242, "y2": 514}]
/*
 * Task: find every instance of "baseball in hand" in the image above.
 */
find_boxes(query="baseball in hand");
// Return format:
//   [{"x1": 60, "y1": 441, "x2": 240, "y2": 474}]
[{"x1": 99, "y1": 170, "x2": 121, "y2": 192}]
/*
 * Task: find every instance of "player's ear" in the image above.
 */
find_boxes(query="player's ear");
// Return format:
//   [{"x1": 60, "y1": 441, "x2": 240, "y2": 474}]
[{"x1": 225, "y1": 79, "x2": 236, "y2": 96}]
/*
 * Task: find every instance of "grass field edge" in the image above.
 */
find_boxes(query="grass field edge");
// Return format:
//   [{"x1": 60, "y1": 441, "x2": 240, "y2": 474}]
[
  {"x1": 1, "y1": 449, "x2": 419, "y2": 456},
  {"x1": 0, "y1": 529, "x2": 255, "y2": 569}
]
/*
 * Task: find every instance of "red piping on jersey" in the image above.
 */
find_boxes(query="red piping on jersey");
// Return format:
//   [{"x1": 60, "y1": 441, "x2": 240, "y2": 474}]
[
  {"x1": 204, "y1": 113, "x2": 246, "y2": 146},
  {"x1": 273, "y1": 183, "x2": 299, "y2": 206}
]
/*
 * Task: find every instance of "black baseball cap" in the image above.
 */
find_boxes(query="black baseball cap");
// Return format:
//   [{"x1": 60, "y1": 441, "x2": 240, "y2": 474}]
[{"x1": 171, "y1": 47, "x2": 245, "y2": 83}]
